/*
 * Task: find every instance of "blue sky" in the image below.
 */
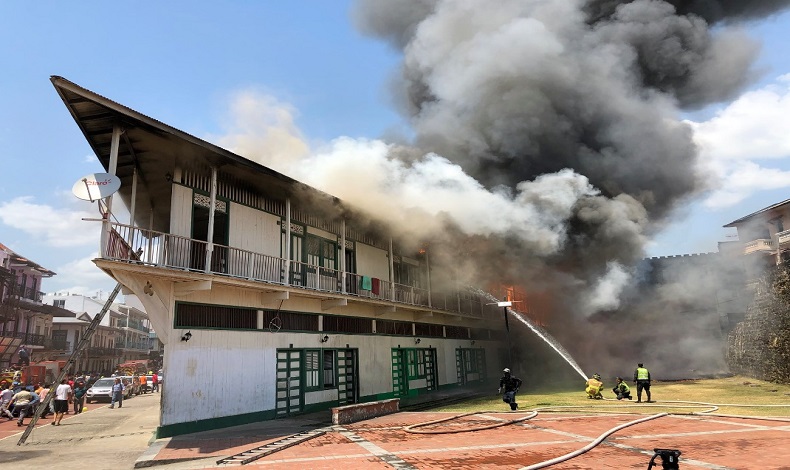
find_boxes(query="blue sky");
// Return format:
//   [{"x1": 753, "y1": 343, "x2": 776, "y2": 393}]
[{"x1": 1, "y1": 2, "x2": 790, "y2": 296}]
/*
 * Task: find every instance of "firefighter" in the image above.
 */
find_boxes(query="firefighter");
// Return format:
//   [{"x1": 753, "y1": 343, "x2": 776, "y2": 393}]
[
  {"x1": 498, "y1": 368, "x2": 523, "y2": 411},
  {"x1": 634, "y1": 363, "x2": 652, "y2": 403},
  {"x1": 612, "y1": 377, "x2": 632, "y2": 400},
  {"x1": 585, "y1": 373, "x2": 604, "y2": 399}
]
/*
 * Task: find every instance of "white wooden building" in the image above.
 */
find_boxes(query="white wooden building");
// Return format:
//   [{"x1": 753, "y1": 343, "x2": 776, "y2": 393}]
[{"x1": 51, "y1": 76, "x2": 509, "y2": 438}]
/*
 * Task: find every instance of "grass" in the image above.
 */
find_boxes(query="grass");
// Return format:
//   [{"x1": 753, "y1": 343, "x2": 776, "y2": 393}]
[{"x1": 431, "y1": 376, "x2": 790, "y2": 417}]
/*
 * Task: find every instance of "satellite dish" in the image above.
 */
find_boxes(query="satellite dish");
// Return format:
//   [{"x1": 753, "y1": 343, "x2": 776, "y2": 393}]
[{"x1": 72, "y1": 173, "x2": 121, "y2": 201}]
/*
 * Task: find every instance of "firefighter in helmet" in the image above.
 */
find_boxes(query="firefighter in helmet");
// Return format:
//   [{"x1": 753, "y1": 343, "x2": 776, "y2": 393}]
[
  {"x1": 498, "y1": 368, "x2": 523, "y2": 411},
  {"x1": 585, "y1": 373, "x2": 604, "y2": 399}
]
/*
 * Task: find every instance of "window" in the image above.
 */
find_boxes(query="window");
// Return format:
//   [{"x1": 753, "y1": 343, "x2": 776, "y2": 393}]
[
  {"x1": 306, "y1": 235, "x2": 337, "y2": 270},
  {"x1": 175, "y1": 303, "x2": 257, "y2": 329},
  {"x1": 463, "y1": 349, "x2": 484, "y2": 374},
  {"x1": 53, "y1": 299, "x2": 65, "y2": 308},
  {"x1": 406, "y1": 349, "x2": 427, "y2": 380},
  {"x1": 323, "y1": 350, "x2": 336, "y2": 388},
  {"x1": 305, "y1": 350, "x2": 320, "y2": 390},
  {"x1": 304, "y1": 349, "x2": 336, "y2": 390}
]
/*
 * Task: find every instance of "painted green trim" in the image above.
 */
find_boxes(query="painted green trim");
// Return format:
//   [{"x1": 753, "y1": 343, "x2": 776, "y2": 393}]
[{"x1": 156, "y1": 408, "x2": 278, "y2": 438}]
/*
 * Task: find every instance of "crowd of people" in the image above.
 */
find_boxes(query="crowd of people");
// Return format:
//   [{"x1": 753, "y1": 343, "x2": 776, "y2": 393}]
[{"x1": 0, "y1": 369, "x2": 163, "y2": 426}]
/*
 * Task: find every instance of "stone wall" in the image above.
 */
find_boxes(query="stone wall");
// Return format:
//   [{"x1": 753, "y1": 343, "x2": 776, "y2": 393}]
[{"x1": 727, "y1": 264, "x2": 790, "y2": 384}]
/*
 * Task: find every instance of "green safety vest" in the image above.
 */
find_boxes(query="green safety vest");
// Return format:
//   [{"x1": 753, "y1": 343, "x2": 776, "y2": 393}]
[
  {"x1": 618, "y1": 381, "x2": 630, "y2": 393},
  {"x1": 636, "y1": 367, "x2": 649, "y2": 380}
]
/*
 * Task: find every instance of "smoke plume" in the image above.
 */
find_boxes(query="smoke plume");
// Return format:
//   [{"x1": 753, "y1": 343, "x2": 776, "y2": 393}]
[
  {"x1": 223, "y1": 0, "x2": 789, "y2": 378},
  {"x1": 346, "y1": 0, "x2": 789, "y2": 377}
]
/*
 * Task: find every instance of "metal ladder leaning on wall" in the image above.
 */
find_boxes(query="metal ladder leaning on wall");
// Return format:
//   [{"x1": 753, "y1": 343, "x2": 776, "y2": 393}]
[{"x1": 17, "y1": 282, "x2": 123, "y2": 445}]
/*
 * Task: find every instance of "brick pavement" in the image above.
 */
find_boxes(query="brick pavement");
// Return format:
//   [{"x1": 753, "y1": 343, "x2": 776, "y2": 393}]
[{"x1": 144, "y1": 411, "x2": 790, "y2": 469}]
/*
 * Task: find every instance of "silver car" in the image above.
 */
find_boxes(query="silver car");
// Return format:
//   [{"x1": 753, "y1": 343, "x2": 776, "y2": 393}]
[{"x1": 85, "y1": 377, "x2": 115, "y2": 403}]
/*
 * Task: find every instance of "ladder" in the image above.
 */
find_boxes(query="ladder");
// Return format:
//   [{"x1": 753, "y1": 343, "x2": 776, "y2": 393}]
[
  {"x1": 17, "y1": 282, "x2": 123, "y2": 445},
  {"x1": 216, "y1": 427, "x2": 329, "y2": 466}
]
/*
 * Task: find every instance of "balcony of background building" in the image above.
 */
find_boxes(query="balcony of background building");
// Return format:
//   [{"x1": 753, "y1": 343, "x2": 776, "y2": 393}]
[
  {"x1": 50, "y1": 340, "x2": 71, "y2": 351},
  {"x1": 11, "y1": 284, "x2": 44, "y2": 303},
  {"x1": 121, "y1": 319, "x2": 150, "y2": 333},
  {"x1": 86, "y1": 346, "x2": 122, "y2": 357},
  {"x1": 776, "y1": 229, "x2": 790, "y2": 248},
  {"x1": 0, "y1": 331, "x2": 46, "y2": 346},
  {"x1": 115, "y1": 340, "x2": 150, "y2": 350},
  {"x1": 743, "y1": 239, "x2": 776, "y2": 255}
]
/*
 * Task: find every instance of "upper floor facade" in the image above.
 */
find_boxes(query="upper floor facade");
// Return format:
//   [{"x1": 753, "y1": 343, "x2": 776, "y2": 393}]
[
  {"x1": 724, "y1": 198, "x2": 790, "y2": 266},
  {"x1": 0, "y1": 243, "x2": 58, "y2": 366},
  {"x1": 50, "y1": 76, "x2": 503, "y2": 339},
  {"x1": 43, "y1": 293, "x2": 154, "y2": 354}
]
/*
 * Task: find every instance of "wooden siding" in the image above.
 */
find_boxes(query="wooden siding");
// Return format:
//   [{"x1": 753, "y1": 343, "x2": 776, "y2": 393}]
[
  {"x1": 170, "y1": 184, "x2": 193, "y2": 238},
  {"x1": 355, "y1": 243, "x2": 390, "y2": 280},
  {"x1": 228, "y1": 202, "x2": 282, "y2": 258}
]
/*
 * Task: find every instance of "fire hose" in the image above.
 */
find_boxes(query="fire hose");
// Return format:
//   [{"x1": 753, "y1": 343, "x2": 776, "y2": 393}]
[{"x1": 402, "y1": 401, "x2": 790, "y2": 469}]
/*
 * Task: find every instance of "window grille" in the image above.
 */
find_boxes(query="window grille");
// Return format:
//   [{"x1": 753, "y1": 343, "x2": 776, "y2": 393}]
[
  {"x1": 445, "y1": 325, "x2": 470, "y2": 339},
  {"x1": 175, "y1": 303, "x2": 256, "y2": 329},
  {"x1": 414, "y1": 323, "x2": 443, "y2": 338},
  {"x1": 376, "y1": 319, "x2": 413, "y2": 336},
  {"x1": 322, "y1": 315, "x2": 373, "y2": 334}
]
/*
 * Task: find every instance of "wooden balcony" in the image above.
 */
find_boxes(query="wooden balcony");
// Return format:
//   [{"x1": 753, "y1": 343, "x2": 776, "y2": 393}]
[{"x1": 101, "y1": 222, "x2": 486, "y2": 319}]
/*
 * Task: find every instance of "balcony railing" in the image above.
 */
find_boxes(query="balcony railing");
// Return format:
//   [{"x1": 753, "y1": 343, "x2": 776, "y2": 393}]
[
  {"x1": 777, "y1": 229, "x2": 790, "y2": 247},
  {"x1": 743, "y1": 239, "x2": 775, "y2": 255},
  {"x1": 11, "y1": 285, "x2": 44, "y2": 303},
  {"x1": 116, "y1": 340, "x2": 150, "y2": 350},
  {"x1": 0, "y1": 331, "x2": 46, "y2": 346},
  {"x1": 51, "y1": 340, "x2": 70, "y2": 351},
  {"x1": 103, "y1": 222, "x2": 485, "y2": 318},
  {"x1": 86, "y1": 346, "x2": 122, "y2": 356},
  {"x1": 121, "y1": 321, "x2": 150, "y2": 333}
]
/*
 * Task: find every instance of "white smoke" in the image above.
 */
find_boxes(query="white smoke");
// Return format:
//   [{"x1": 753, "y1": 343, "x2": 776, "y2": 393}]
[{"x1": 582, "y1": 261, "x2": 632, "y2": 315}]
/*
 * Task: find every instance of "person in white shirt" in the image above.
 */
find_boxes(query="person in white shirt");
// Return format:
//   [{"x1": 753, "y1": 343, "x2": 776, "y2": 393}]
[
  {"x1": 52, "y1": 379, "x2": 73, "y2": 426},
  {"x1": 0, "y1": 383, "x2": 14, "y2": 420}
]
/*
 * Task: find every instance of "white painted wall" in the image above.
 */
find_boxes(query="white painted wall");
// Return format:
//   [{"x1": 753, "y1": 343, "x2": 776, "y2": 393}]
[{"x1": 158, "y1": 327, "x2": 499, "y2": 426}]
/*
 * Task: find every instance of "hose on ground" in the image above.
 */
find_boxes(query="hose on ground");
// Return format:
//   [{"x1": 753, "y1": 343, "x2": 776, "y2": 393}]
[{"x1": 404, "y1": 410, "x2": 538, "y2": 434}]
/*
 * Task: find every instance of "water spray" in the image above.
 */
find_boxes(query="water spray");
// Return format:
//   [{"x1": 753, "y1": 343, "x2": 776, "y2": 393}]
[
  {"x1": 508, "y1": 308, "x2": 588, "y2": 381},
  {"x1": 476, "y1": 289, "x2": 587, "y2": 380}
]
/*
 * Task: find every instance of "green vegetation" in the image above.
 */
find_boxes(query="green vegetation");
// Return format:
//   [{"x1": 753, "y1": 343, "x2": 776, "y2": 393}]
[{"x1": 432, "y1": 377, "x2": 790, "y2": 417}]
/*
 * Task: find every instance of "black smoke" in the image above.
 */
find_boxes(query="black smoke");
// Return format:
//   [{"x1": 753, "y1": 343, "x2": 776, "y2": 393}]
[{"x1": 351, "y1": 0, "x2": 789, "y2": 376}]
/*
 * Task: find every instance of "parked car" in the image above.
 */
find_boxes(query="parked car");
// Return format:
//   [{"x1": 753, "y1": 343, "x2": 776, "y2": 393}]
[
  {"x1": 119, "y1": 376, "x2": 139, "y2": 398},
  {"x1": 85, "y1": 377, "x2": 115, "y2": 403}
]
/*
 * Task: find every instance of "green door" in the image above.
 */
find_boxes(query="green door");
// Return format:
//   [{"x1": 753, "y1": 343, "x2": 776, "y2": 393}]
[
  {"x1": 391, "y1": 348, "x2": 407, "y2": 396},
  {"x1": 424, "y1": 348, "x2": 437, "y2": 391},
  {"x1": 337, "y1": 348, "x2": 358, "y2": 406},
  {"x1": 275, "y1": 349, "x2": 303, "y2": 417}
]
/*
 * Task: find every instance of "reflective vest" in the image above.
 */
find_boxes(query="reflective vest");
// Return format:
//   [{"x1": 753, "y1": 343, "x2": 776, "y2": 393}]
[
  {"x1": 636, "y1": 367, "x2": 649, "y2": 380},
  {"x1": 617, "y1": 381, "x2": 630, "y2": 393}
]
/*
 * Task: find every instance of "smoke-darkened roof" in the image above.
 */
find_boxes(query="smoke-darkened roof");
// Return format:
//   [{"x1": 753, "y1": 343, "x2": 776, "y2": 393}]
[{"x1": 723, "y1": 197, "x2": 790, "y2": 227}]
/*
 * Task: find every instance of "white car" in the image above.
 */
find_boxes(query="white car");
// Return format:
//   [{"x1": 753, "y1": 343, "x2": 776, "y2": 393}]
[{"x1": 85, "y1": 378, "x2": 115, "y2": 403}]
